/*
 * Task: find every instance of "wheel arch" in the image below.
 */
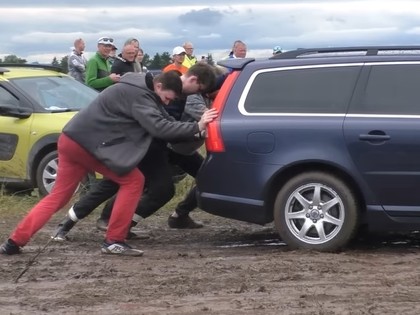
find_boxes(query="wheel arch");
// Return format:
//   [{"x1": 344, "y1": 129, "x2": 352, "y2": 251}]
[
  {"x1": 27, "y1": 134, "x2": 59, "y2": 186},
  {"x1": 264, "y1": 162, "x2": 366, "y2": 222}
]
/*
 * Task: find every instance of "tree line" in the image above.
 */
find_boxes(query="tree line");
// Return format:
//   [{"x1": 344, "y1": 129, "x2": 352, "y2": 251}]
[{"x1": 0, "y1": 52, "x2": 215, "y2": 73}]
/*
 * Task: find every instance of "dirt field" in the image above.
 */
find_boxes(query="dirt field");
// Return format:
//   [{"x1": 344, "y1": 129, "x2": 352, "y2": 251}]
[{"x1": 2, "y1": 206, "x2": 420, "y2": 315}]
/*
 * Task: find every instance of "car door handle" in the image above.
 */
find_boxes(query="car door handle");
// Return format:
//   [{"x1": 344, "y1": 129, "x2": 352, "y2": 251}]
[{"x1": 359, "y1": 134, "x2": 391, "y2": 141}]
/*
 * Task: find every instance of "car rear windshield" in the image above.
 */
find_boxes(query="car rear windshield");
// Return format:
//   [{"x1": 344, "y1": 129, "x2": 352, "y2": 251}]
[{"x1": 11, "y1": 76, "x2": 98, "y2": 111}]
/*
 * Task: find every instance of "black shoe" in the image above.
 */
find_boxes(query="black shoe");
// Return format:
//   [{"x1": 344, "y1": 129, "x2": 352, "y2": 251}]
[
  {"x1": 168, "y1": 214, "x2": 204, "y2": 229},
  {"x1": 51, "y1": 218, "x2": 77, "y2": 241},
  {"x1": 0, "y1": 239, "x2": 21, "y2": 255},
  {"x1": 126, "y1": 229, "x2": 150, "y2": 240},
  {"x1": 96, "y1": 218, "x2": 109, "y2": 231}
]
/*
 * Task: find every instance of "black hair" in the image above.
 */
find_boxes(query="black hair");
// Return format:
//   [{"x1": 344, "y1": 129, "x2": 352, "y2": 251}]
[
  {"x1": 187, "y1": 63, "x2": 217, "y2": 93},
  {"x1": 153, "y1": 70, "x2": 183, "y2": 97}
]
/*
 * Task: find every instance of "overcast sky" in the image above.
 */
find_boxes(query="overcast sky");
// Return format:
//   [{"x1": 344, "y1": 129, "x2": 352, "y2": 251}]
[{"x1": 2, "y1": 0, "x2": 420, "y2": 64}]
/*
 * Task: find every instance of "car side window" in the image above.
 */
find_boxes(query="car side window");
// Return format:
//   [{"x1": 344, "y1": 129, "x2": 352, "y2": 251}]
[
  {"x1": 0, "y1": 86, "x2": 19, "y2": 108},
  {"x1": 354, "y1": 64, "x2": 420, "y2": 115},
  {"x1": 243, "y1": 66, "x2": 361, "y2": 114}
]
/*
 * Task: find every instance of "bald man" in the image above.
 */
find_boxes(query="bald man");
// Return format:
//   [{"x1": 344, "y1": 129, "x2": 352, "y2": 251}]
[{"x1": 68, "y1": 38, "x2": 87, "y2": 83}]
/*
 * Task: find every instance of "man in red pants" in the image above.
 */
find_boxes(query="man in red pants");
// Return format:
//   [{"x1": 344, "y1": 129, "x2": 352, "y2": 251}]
[{"x1": 0, "y1": 71, "x2": 217, "y2": 257}]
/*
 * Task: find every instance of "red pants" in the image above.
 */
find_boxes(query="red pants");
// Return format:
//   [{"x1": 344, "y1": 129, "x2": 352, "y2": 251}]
[{"x1": 11, "y1": 134, "x2": 144, "y2": 246}]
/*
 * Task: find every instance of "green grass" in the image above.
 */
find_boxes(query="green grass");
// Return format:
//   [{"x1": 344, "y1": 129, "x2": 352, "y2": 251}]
[{"x1": 0, "y1": 175, "x2": 196, "y2": 217}]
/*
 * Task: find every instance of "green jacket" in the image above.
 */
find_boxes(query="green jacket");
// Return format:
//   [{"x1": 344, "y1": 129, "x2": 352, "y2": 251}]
[{"x1": 85, "y1": 52, "x2": 113, "y2": 91}]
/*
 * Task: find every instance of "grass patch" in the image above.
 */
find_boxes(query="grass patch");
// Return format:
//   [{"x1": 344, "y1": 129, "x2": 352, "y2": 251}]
[{"x1": 0, "y1": 175, "x2": 196, "y2": 218}]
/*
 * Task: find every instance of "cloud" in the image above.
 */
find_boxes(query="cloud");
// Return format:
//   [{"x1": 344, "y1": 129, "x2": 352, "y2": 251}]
[
  {"x1": 2, "y1": 1, "x2": 420, "y2": 64},
  {"x1": 179, "y1": 8, "x2": 224, "y2": 26}
]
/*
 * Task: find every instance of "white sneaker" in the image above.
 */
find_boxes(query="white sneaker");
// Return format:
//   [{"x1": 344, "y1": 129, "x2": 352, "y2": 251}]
[{"x1": 101, "y1": 242, "x2": 144, "y2": 257}]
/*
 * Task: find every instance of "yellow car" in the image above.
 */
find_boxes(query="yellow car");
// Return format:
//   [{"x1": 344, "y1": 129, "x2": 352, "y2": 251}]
[{"x1": 0, "y1": 64, "x2": 98, "y2": 195}]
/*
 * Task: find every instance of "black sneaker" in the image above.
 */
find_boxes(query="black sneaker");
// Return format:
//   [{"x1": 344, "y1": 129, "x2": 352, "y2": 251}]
[
  {"x1": 96, "y1": 218, "x2": 109, "y2": 231},
  {"x1": 126, "y1": 229, "x2": 150, "y2": 240},
  {"x1": 168, "y1": 214, "x2": 204, "y2": 229},
  {"x1": 0, "y1": 239, "x2": 21, "y2": 255},
  {"x1": 101, "y1": 241, "x2": 144, "y2": 257},
  {"x1": 51, "y1": 218, "x2": 77, "y2": 241}
]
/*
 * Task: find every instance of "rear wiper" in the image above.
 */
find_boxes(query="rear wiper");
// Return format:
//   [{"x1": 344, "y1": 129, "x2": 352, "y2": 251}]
[{"x1": 47, "y1": 108, "x2": 77, "y2": 113}]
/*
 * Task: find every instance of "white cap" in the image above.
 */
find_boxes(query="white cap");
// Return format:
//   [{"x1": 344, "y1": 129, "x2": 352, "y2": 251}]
[
  {"x1": 173, "y1": 46, "x2": 186, "y2": 55},
  {"x1": 97, "y1": 37, "x2": 115, "y2": 47}
]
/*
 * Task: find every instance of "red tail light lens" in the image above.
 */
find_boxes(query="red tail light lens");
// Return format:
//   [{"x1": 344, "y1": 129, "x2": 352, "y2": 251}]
[{"x1": 206, "y1": 71, "x2": 240, "y2": 152}]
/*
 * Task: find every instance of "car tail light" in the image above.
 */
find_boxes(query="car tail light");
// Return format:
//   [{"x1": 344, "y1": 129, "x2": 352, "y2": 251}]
[{"x1": 206, "y1": 71, "x2": 240, "y2": 152}]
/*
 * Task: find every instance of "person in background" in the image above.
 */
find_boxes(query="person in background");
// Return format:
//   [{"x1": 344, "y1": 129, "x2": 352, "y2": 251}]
[
  {"x1": 200, "y1": 56, "x2": 207, "y2": 64},
  {"x1": 136, "y1": 48, "x2": 148, "y2": 73},
  {"x1": 182, "y1": 41, "x2": 197, "y2": 69},
  {"x1": 68, "y1": 38, "x2": 87, "y2": 83},
  {"x1": 124, "y1": 38, "x2": 142, "y2": 73},
  {"x1": 108, "y1": 45, "x2": 118, "y2": 65},
  {"x1": 0, "y1": 71, "x2": 218, "y2": 257},
  {"x1": 273, "y1": 46, "x2": 282, "y2": 56},
  {"x1": 163, "y1": 46, "x2": 189, "y2": 74},
  {"x1": 85, "y1": 37, "x2": 120, "y2": 91},
  {"x1": 228, "y1": 40, "x2": 247, "y2": 58},
  {"x1": 110, "y1": 43, "x2": 137, "y2": 75}
]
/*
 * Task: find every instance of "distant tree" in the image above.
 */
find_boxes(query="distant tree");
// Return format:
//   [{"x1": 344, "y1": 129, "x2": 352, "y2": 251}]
[
  {"x1": 60, "y1": 55, "x2": 68, "y2": 73},
  {"x1": 149, "y1": 53, "x2": 162, "y2": 70},
  {"x1": 1, "y1": 55, "x2": 26, "y2": 64},
  {"x1": 51, "y1": 57, "x2": 60, "y2": 67},
  {"x1": 160, "y1": 52, "x2": 171, "y2": 68},
  {"x1": 142, "y1": 53, "x2": 151, "y2": 68}
]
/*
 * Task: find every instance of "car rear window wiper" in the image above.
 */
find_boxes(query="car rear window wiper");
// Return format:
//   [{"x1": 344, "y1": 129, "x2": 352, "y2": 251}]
[{"x1": 47, "y1": 107, "x2": 77, "y2": 112}]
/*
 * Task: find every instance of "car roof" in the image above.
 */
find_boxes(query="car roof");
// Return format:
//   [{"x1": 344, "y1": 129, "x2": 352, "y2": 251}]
[
  {"x1": 0, "y1": 64, "x2": 64, "y2": 80},
  {"x1": 218, "y1": 45, "x2": 420, "y2": 71}
]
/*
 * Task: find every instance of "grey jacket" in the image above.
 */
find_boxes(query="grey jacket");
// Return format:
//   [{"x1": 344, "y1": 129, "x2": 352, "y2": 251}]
[
  {"x1": 63, "y1": 72, "x2": 200, "y2": 174},
  {"x1": 169, "y1": 93, "x2": 210, "y2": 155},
  {"x1": 68, "y1": 50, "x2": 87, "y2": 83}
]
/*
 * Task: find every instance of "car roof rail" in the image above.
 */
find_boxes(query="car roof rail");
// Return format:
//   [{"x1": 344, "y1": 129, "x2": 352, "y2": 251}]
[
  {"x1": 0, "y1": 63, "x2": 63, "y2": 73},
  {"x1": 271, "y1": 45, "x2": 420, "y2": 59},
  {"x1": 217, "y1": 57, "x2": 255, "y2": 70}
]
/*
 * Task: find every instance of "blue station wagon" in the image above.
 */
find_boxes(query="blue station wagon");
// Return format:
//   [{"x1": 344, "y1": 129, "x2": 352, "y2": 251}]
[{"x1": 196, "y1": 46, "x2": 420, "y2": 251}]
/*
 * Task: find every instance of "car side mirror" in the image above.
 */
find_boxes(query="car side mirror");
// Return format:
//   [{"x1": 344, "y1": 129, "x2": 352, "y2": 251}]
[{"x1": 0, "y1": 104, "x2": 32, "y2": 118}]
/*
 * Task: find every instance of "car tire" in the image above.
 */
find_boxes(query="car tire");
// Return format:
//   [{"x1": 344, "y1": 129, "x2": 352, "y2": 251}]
[
  {"x1": 274, "y1": 171, "x2": 359, "y2": 252},
  {"x1": 36, "y1": 151, "x2": 94, "y2": 197},
  {"x1": 36, "y1": 151, "x2": 59, "y2": 196}
]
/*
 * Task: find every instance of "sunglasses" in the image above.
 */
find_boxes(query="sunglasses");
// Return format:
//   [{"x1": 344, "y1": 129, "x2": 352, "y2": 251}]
[{"x1": 100, "y1": 37, "x2": 114, "y2": 43}]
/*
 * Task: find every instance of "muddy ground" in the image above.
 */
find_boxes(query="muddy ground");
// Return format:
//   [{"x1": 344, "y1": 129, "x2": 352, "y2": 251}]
[{"x1": 1, "y1": 205, "x2": 420, "y2": 315}]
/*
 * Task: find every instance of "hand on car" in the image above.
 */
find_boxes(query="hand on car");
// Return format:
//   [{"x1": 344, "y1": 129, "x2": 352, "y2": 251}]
[{"x1": 198, "y1": 108, "x2": 218, "y2": 131}]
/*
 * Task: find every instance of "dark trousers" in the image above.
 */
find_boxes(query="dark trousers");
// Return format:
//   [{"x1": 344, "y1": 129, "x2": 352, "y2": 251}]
[
  {"x1": 168, "y1": 149, "x2": 203, "y2": 216},
  {"x1": 72, "y1": 140, "x2": 174, "y2": 221},
  {"x1": 72, "y1": 142, "x2": 204, "y2": 222},
  {"x1": 101, "y1": 149, "x2": 203, "y2": 220}
]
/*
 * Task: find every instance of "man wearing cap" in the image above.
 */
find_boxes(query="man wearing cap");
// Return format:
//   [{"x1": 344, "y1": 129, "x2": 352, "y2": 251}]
[
  {"x1": 85, "y1": 37, "x2": 121, "y2": 92},
  {"x1": 273, "y1": 46, "x2": 282, "y2": 56},
  {"x1": 163, "y1": 46, "x2": 189, "y2": 74}
]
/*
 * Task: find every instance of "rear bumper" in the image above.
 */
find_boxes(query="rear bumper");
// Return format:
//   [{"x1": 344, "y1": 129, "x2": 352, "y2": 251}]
[{"x1": 197, "y1": 190, "x2": 270, "y2": 225}]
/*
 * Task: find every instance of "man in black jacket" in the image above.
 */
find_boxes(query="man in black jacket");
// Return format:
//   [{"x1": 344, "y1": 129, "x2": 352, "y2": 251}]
[{"x1": 110, "y1": 43, "x2": 137, "y2": 75}]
